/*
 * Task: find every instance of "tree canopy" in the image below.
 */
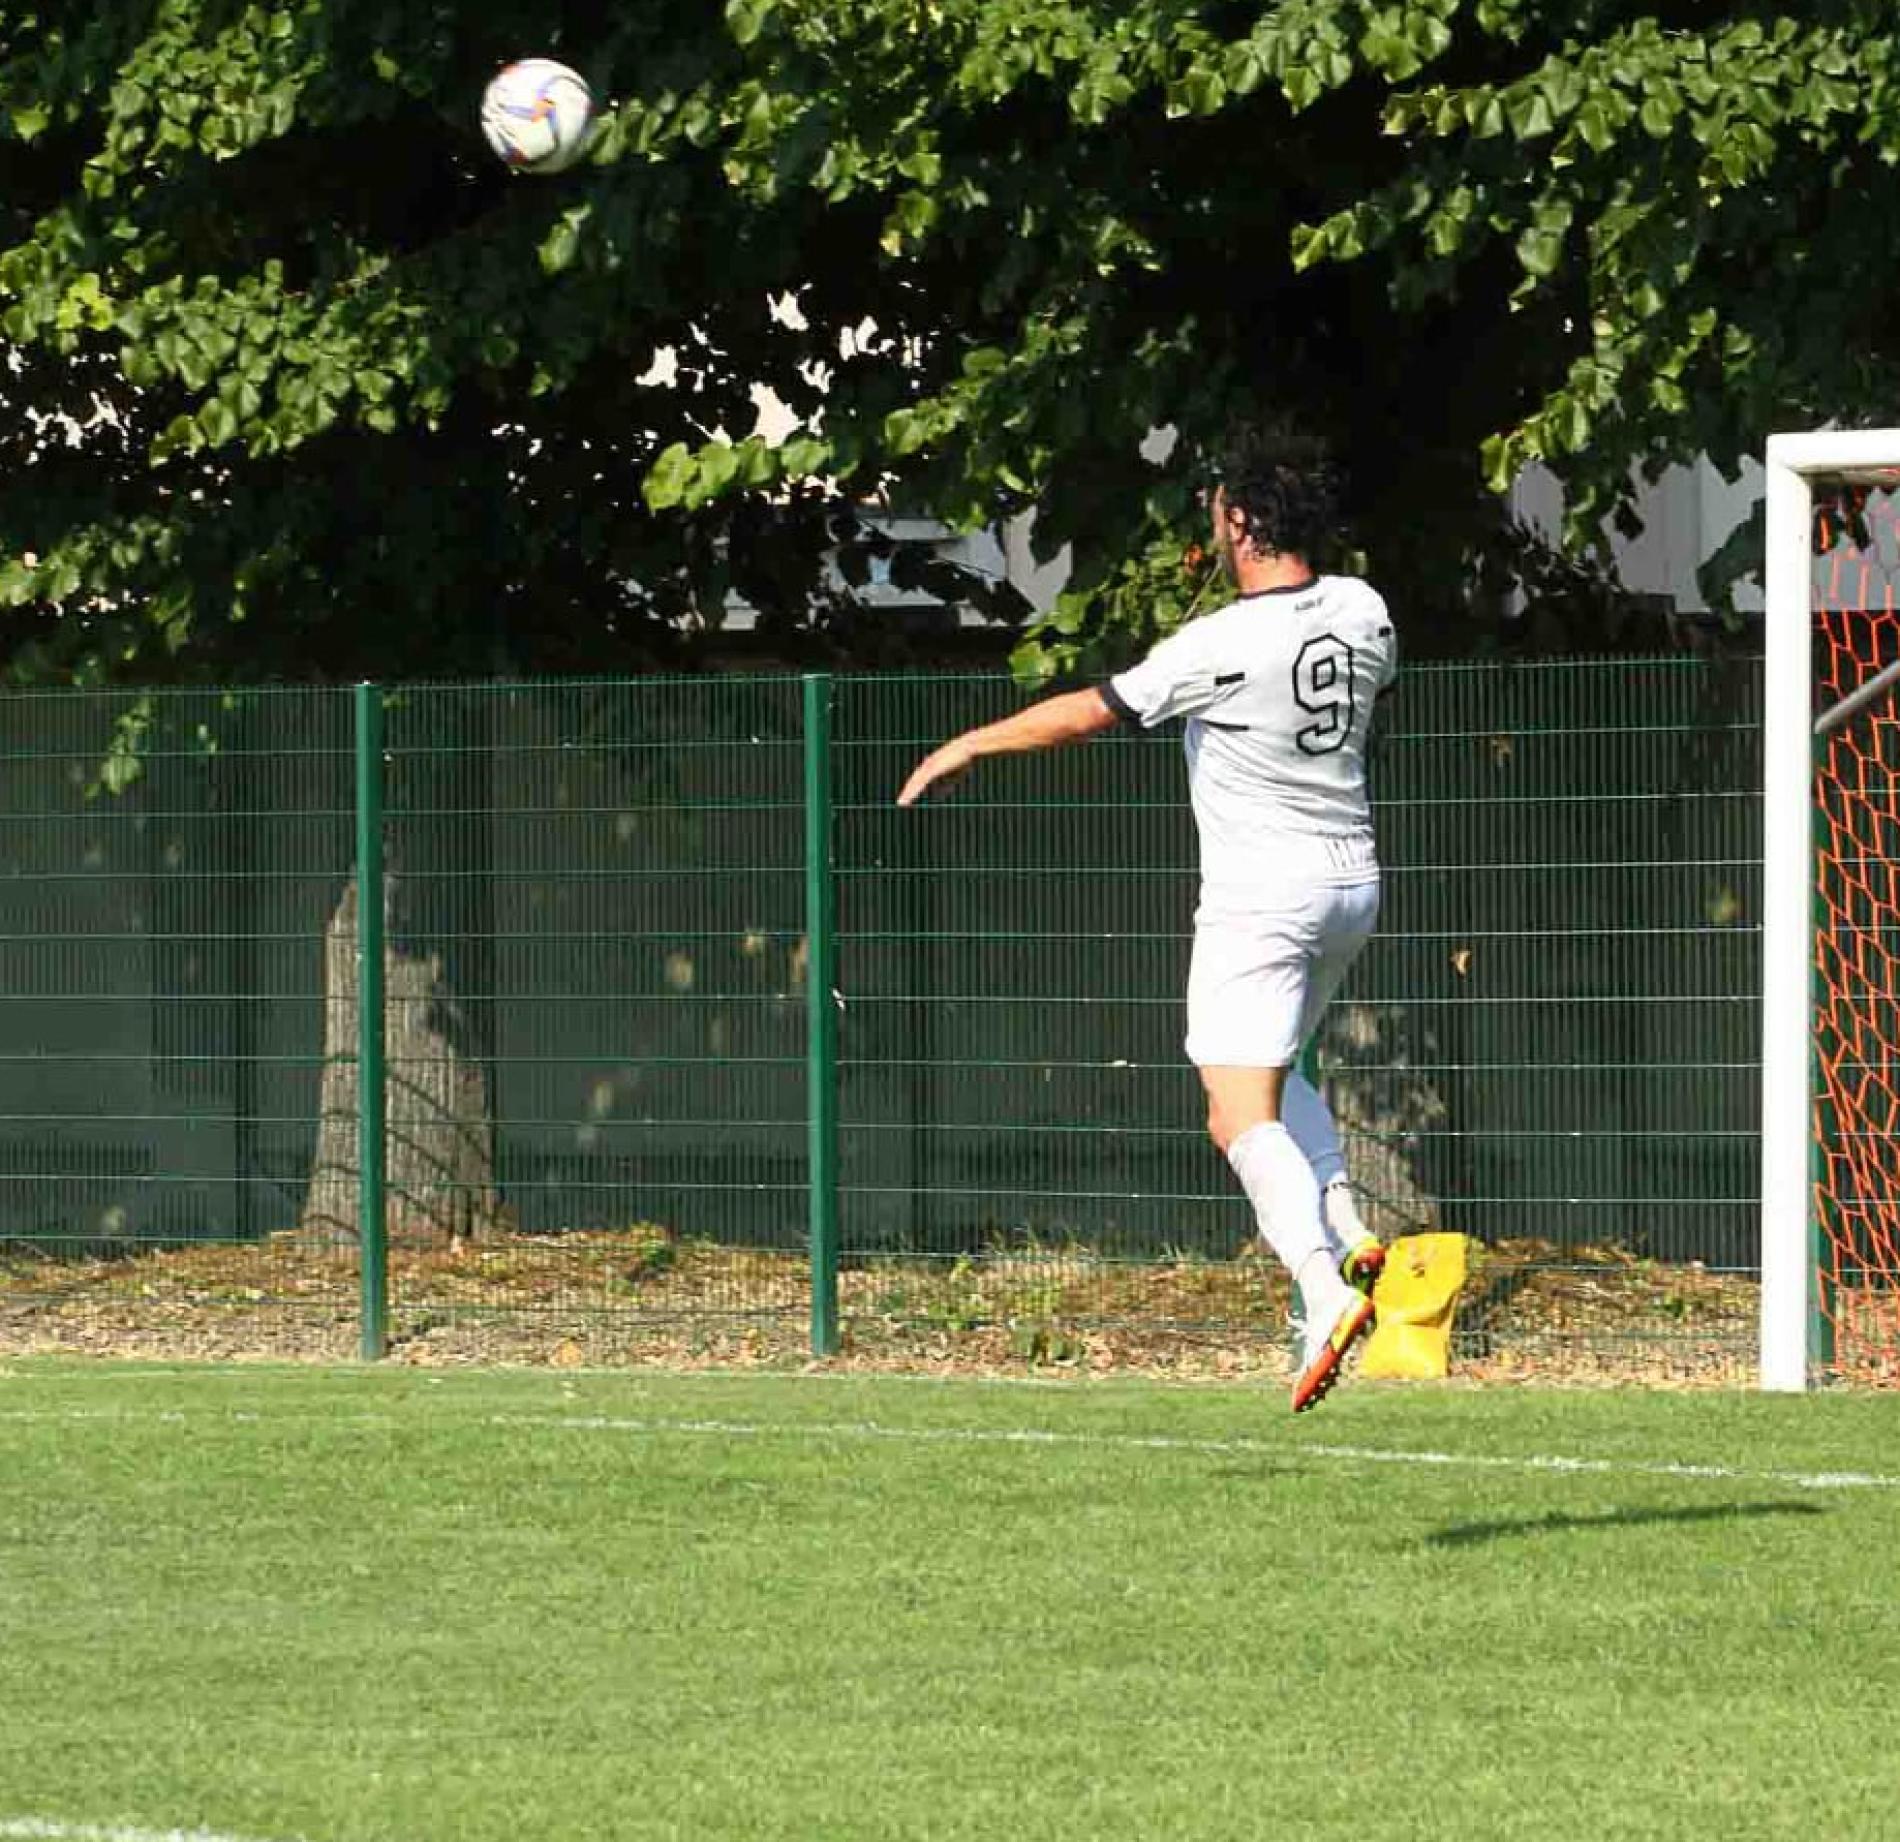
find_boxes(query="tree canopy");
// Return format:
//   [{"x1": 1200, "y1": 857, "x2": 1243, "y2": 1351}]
[{"x1": 0, "y1": 1, "x2": 1894, "y2": 686}]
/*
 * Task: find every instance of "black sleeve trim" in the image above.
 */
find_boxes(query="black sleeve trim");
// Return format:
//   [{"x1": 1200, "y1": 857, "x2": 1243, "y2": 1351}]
[
  {"x1": 1214, "y1": 670, "x2": 1244, "y2": 687},
  {"x1": 1099, "y1": 679, "x2": 1141, "y2": 725}
]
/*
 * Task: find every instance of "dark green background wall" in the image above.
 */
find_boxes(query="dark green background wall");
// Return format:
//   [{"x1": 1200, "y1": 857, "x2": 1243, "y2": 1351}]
[{"x1": 0, "y1": 659, "x2": 1763, "y2": 1273}]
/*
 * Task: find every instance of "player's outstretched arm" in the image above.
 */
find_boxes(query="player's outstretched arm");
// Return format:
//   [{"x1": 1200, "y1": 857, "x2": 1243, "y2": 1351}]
[{"x1": 896, "y1": 688, "x2": 1120, "y2": 806}]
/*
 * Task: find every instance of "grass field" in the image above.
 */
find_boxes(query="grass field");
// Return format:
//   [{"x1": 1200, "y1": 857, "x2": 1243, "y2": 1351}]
[{"x1": 3, "y1": 1362, "x2": 1898, "y2": 1842}]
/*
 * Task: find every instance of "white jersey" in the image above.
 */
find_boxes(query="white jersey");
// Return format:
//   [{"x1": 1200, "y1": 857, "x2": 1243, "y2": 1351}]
[{"x1": 1104, "y1": 575, "x2": 1398, "y2": 898}]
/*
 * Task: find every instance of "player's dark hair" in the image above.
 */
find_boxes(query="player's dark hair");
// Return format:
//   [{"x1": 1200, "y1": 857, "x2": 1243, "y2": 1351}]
[{"x1": 1209, "y1": 429, "x2": 1344, "y2": 563}]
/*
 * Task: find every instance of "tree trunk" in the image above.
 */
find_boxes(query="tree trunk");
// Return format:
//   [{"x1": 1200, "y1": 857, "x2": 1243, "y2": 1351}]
[
  {"x1": 1320, "y1": 1000, "x2": 1446, "y2": 1241},
  {"x1": 301, "y1": 877, "x2": 510, "y2": 1247}
]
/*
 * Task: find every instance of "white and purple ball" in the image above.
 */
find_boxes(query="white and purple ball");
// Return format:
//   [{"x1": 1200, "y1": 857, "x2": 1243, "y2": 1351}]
[{"x1": 480, "y1": 58, "x2": 595, "y2": 175}]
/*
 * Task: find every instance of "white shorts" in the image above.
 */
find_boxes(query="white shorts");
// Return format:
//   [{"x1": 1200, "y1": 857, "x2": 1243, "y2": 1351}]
[{"x1": 1184, "y1": 879, "x2": 1380, "y2": 1068}]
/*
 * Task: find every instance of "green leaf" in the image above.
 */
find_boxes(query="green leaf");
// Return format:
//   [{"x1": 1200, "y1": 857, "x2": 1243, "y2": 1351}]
[
  {"x1": 1555, "y1": 393, "x2": 1592, "y2": 453},
  {"x1": 777, "y1": 435, "x2": 830, "y2": 477},
  {"x1": 1007, "y1": 636, "x2": 1062, "y2": 686},
  {"x1": 1289, "y1": 223, "x2": 1328, "y2": 271},
  {"x1": 1169, "y1": 65, "x2": 1226, "y2": 119},
  {"x1": 885, "y1": 409, "x2": 930, "y2": 457},
  {"x1": 97, "y1": 751, "x2": 144, "y2": 795},
  {"x1": 692, "y1": 442, "x2": 742, "y2": 504},
  {"x1": 1583, "y1": 98, "x2": 1625, "y2": 152},
  {"x1": 737, "y1": 438, "x2": 778, "y2": 487},
  {"x1": 539, "y1": 207, "x2": 593, "y2": 275},
  {"x1": 1480, "y1": 431, "x2": 1520, "y2": 494},
  {"x1": 1506, "y1": 87, "x2": 1555, "y2": 139},
  {"x1": 198, "y1": 398, "x2": 239, "y2": 447},
  {"x1": 726, "y1": 0, "x2": 773, "y2": 47},
  {"x1": 644, "y1": 443, "x2": 697, "y2": 511},
  {"x1": 879, "y1": 190, "x2": 939, "y2": 254}
]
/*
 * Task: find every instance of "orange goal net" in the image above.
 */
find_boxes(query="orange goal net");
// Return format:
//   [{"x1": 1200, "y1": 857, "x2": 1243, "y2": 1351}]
[{"x1": 1812, "y1": 483, "x2": 1900, "y2": 1381}]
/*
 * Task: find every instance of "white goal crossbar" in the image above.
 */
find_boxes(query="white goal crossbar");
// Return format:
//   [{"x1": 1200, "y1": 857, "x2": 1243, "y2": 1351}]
[{"x1": 1760, "y1": 429, "x2": 1900, "y2": 1391}]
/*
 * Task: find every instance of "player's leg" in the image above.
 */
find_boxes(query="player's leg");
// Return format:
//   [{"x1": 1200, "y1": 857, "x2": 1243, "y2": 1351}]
[
  {"x1": 1204, "y1": 1065, "x2": 1372, "y2": 1411},
  {"x1": 1281, "y1": 1068, "x2": 1381, "y2": 1288},
  {"x1": 1285, "y1": 880, "x2": 1384, "y2": 1291},
  {"x1": 1188, "y1": 902, "x2": 1372, "y2": 1410},
  {"x1": 1200, "y1": 1064, "x2": 1348, "y2": 1298}
]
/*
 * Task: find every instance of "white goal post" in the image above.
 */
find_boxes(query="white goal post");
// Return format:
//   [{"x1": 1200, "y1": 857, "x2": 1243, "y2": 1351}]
[{"x1": 1760, "y1": 428, "x2": 1900, "y2": 1392}]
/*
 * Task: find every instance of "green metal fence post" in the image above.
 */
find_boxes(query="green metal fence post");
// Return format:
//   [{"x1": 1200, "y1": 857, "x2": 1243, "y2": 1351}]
[
  {"x1": 804, "y1": 673, "x2": 841, "y2": 1356},
  {"x1": 354, "y1": 682, "x2": 388, "y2": 1361}
]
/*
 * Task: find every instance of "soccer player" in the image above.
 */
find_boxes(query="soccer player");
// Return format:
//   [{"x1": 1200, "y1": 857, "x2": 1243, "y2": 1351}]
[{"x1": 896, "y1": 430, "x2": 1398, "y2": 1412}]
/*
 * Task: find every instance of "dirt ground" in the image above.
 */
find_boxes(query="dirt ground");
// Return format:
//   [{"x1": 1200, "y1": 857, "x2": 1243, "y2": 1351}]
[{"x1": 0, "y1": 1227, "x2": 1768, "y2": 1386}]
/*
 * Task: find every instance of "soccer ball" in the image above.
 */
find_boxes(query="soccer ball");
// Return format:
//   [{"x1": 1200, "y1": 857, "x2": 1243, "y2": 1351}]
[{"x1": 480, "y1": 58, "x2": 595, "y2": 175}]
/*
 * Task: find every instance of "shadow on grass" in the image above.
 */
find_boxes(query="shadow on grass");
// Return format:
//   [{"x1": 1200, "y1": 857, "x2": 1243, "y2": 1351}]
[{"x1": 1424, "y1": 1500, "x2": 1827, "y2": 1549}]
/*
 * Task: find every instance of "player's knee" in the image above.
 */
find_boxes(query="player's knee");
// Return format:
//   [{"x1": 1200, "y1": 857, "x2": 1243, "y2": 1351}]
[{"x1": 1205, "y1": 1085, "x2": 1280, "y2": 1157}]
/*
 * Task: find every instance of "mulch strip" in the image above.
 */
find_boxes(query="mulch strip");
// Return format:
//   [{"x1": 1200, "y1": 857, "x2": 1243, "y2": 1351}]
[{"x1": 0, "y1": 1229, "x2": 1769, "y2": 1386}]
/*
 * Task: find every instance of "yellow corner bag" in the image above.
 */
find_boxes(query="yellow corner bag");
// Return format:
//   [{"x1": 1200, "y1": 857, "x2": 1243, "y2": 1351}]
[{"x1": 1360, "y1": 1233, "x2": 1468, "y2": 1379}]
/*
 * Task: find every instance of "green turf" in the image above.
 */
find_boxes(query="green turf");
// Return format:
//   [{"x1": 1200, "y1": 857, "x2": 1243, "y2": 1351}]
[{"x1": 2, "y1": 1362, "x2": 1897, "y2": 1842}]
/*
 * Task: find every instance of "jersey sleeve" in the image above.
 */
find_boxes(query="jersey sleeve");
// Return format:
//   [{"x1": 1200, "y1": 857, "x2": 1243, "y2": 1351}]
[
  {"x1": 1358, "y1": 583, "x2": 1400, "y2": 697},
  {"x1": 1102, "y1": 622, "x2": 1240, "y2": 729}
]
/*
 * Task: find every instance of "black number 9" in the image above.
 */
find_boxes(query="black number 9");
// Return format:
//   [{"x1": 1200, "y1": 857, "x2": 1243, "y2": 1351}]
[{"x1": 1292, "y1": 633, "x2": 1356, "y2": 755}]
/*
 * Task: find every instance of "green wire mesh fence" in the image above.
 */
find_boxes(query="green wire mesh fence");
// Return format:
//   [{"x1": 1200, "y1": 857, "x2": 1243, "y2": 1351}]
[
  {"x1": 0, "y1": 658, "x2": 1763, "y2": 1377},
  {"x1": 0, "y1": 686, "x2": 355, "y2": 1350},
  {"x1": 833, "y1": 660, "x2": 1763, "y2": 1377}
]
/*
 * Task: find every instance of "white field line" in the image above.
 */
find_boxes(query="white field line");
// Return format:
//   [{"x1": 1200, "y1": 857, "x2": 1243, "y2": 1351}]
[
  {"x1": 0, "y1": 1821, "x2": 306, "y2": 1842},
  {"x1": 0, "y1": 1409, "x2": 374, "y2": 1425},
  {"x1": 490, "y1": 1412, "x2": 1900, "y2": 1495},
  {"x1": 1, "y1": 1403, "x2": 1894, "y2": 1495}
]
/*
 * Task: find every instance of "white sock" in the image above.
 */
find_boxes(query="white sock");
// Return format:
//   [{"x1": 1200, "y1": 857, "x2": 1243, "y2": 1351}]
[
  {"x1": 1282, "y1": 1072, "x2": 1369, "y2": 1253},
  {"x1": 1226, "y1": 1121, "x2": 1331, "y2": 1284},
  {"x1": 1295, "y1": 1249, "x2": 1355, "y2": 1333},
  {"x1": 1281, "y1": 1071, "x2": 1347, "y2": 1188},
  {"x1": 1323, "y1": 1177, "x2": 1369, "y2": 1249}
]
